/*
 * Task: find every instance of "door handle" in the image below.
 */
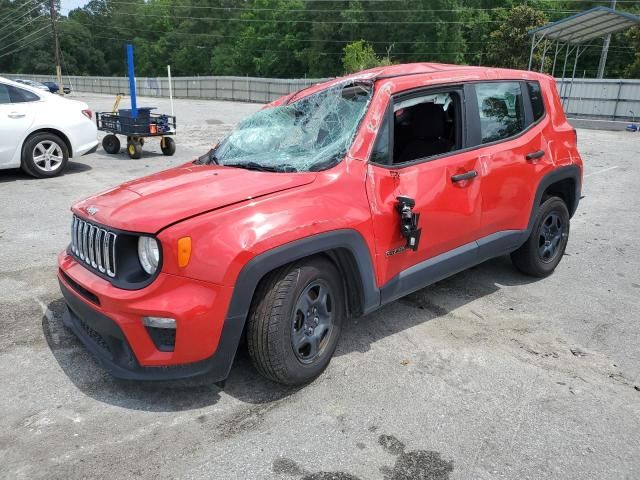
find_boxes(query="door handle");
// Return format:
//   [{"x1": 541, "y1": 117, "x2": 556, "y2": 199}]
[
  {"x1": 8, "y1": 112, "x2": 26, "y2": 119},
  {"x1": 526, "y1": 150, "x2": 545, "y2": 161},
  {"x1": 451, "y1": 170, "x2": 478, "y2": 183}
]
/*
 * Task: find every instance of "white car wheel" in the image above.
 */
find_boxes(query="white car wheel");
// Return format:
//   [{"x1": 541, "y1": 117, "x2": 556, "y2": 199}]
[
  {"x1": 22, "y1": 133, "x2": 69, "y2": 178},
  {"x1": 32, "y1": 140, "x2": 64, "y2": 172}
]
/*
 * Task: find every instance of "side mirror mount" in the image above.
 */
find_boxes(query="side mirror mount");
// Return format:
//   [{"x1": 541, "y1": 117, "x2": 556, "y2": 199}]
[{"x1": 396, "y1": 196, "x2": 421, "y2": 251}]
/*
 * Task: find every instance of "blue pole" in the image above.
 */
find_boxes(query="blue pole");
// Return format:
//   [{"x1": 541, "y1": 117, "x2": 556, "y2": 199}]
[{"x1": 126, "y1": 43, "x2": 137, "y2": 119}]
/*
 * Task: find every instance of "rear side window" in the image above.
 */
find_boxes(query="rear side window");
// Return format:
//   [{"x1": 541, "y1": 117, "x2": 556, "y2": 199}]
[
  {"x1": 527, "y1": 81, "x2": 545, "y2": 121},
  {"x1": 475, "y1": 82, "x2": 524, "y2": 144},
  {"x1": 0, "y1": 84, "x2": 10, "y2": 104},
  {"x1": 8, "y1": 85, "x2": 40, "y2": 103}
]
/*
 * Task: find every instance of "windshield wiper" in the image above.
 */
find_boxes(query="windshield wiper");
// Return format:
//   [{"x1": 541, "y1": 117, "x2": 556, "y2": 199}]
[
  {"x1": 224, "y1": 161, "x2": 297, "y2": 173},
  {"x1": 194, "y1": 149, "x2": 219, "y2": 165}
]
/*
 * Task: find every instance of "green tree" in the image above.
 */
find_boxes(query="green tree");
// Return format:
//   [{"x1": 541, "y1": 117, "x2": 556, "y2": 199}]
[
  {"x1": 1, "y1": 0, "x2": 639, "y2": 79},
  {"x1": 342, "y1": 40, "x2": 391, "y2": 74},
  {"x1": 485, "y1": 5, "x2": 548, "y2": 70},
  {"x1": 624, "y1": 28, "x2": 640, "y2": 78}
]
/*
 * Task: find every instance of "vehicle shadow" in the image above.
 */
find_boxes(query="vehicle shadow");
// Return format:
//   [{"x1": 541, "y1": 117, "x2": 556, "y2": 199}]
[
  {"x1": 42, "y1": 255, "x2": 536, "y2": 412},
  {"x1": 0, "y1": 161, "x2": 92, "y2": 183},
  {"x1": 96, "y1": 149, "x2": 172, "y2": 160},
  {"x1": 42, "y1": 297, "x2": 300, "y2": 413},
  {"x1": 335, "y1": 255, "x2": 536, "y2": 357}
]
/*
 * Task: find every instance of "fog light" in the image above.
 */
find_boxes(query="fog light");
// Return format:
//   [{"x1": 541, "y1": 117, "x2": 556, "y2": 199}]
[
  {"x1": 143, "y1": 317, "x2": 176, "y2": 352},
  {"x1": 142, "y1": 316, "x2": 176, "y2": 329}
]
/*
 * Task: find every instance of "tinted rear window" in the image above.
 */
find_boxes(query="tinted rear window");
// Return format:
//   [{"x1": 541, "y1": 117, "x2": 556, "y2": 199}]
[
  {"x1": 527, "y1": 81, "x2": 545, "y2": 121},
  {"x1": 475, "y1": 82, "x2": 524, "y2": 144},
  {"x1": 8, "y1": 85, "x2": 40, "y2": 103}
]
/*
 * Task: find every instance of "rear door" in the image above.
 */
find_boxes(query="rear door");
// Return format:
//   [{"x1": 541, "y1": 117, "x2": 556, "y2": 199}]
[
  {"x1": 0, "y1": 83, "x2": 38, "y2": 168},
  {"x1": 365, "y1": 85, "x2": 483, "y2": 294},
  {"x1": 468, "y1": 81, "x2": 547, "y2": 237}
]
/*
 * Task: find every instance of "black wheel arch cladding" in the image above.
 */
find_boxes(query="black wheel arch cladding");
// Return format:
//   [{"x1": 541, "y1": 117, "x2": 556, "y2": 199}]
[
  {"x1": 226, "y1": 229, "x2": 380, "y2": 324},
  {"x1": 532, "y1": 164, "x2": 581, "y2": 223}
]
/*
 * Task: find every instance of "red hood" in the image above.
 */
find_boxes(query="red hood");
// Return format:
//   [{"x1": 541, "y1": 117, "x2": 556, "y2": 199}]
[{"x1": 72, "y1": 163, "x2": 316, "y2": 233}]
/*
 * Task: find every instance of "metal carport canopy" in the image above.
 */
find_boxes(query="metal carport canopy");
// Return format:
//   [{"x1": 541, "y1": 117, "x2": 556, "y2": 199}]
[{"x1": 529, "y1": 7, "x2": 640, "y2": 45}]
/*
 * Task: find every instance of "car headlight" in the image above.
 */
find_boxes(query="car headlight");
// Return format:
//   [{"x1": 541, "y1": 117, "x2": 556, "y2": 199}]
[{"x1": 138, "y1": 236, "x2": 160, "y2": 275}]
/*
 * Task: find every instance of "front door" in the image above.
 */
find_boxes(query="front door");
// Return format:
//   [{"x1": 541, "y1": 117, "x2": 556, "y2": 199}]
[
  {"x1": 365, "y1": 86, "x2": 483, "y2": 300},
  {"x1": 0, "y1": 83, "x2": 37, "y2": 168}
]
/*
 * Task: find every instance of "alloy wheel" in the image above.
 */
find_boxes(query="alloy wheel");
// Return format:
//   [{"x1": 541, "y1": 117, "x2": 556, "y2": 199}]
[
  {"x1": 32, "y1": 141, "x2": 64, "y2": 172},
  {"x1": 291, "y1": 280, "x2": 334, "y2": 363},
  {"x1": 538, "y1": 212, "x2": 565, "y2": 263}
]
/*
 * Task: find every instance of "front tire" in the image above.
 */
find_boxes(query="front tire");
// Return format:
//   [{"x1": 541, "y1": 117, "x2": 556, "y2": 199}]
[
  {"x1": 21, "y1": 132, "x2": 69, "y2": 178},
  {"x1": 102, "y1": 134, "x2": 120, "y2": 154},
  {"x1": 247, "y1": 258, "x2": 345, "y2": 385},
  {"x1": 511, "y1": 196, "x2": 570, "y2": 277}
]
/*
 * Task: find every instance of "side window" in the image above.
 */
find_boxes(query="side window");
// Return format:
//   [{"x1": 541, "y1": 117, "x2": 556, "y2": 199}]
[
  {"x1": 8, "y1": 85, "x2": 40, "y2": 103},
  {"x1": 392, "y1": 90, "x2": 461, "y2": 164},
  {"x1": 527, "y1": 81, "x2": 545, "y2": 122},
  {"x1": 370, "y1": 107, "x2": 391, "y2": 165},
  {"x1": 475, "y1": 82, "x2": 524, "y2": 144},
  {"x1": 0, "y1": 84, "x2": 10, "y2": 104}
]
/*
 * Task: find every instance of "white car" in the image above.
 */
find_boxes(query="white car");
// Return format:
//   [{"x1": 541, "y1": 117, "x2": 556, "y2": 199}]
[{"x1": 0, "y1": 77, "x2": 98, "y2": 178}]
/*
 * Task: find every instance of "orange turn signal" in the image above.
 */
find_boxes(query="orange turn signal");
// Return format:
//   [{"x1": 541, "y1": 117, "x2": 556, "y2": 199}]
[{"x1": 177, "y1": 237, "x2": 192, "y2": 268}]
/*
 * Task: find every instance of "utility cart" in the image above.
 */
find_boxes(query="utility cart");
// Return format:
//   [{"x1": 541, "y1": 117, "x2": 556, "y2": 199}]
[
  {"x1": 97, "y1": 43, "x2": 177, "y2": 159},
  {"x1": 97, "y1": 107, "x2": 177, "y2": 159}
]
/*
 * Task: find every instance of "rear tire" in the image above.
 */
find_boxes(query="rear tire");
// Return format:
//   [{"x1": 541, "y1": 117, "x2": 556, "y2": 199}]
[
  {"x1": 511, "y1": 196, "x2": 570, "y2": 277},
  {"x1": 160, "y1": 137, "x2": 176, "y2": 156},
  {"x1": 127, "y1": 141, "x2": 142, "y2": 159},
  {"x1": 21, "y1": 132, "x2": 69, "y2": 178},
  {"x1": 102, "y1": 134, "x2": 120, "y2": 154},
  {"x1": 247, "y1": 258, "x2": 345, "y2": 385}
]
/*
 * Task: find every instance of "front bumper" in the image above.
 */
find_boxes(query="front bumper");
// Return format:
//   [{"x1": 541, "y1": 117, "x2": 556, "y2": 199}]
[{"x1": 58, "y1": 251, "x2": 242, "y2": 381}]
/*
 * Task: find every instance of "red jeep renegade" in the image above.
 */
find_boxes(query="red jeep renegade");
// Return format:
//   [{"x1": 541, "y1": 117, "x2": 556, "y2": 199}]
[{"x1": 58, "y1": 64, "x2": 582, "y2": 385}]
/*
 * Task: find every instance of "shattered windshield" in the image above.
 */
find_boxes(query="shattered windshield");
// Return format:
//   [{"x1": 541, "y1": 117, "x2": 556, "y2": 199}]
[{"x1": 210, "y1": 81, "x2": 372, "y2": 172}]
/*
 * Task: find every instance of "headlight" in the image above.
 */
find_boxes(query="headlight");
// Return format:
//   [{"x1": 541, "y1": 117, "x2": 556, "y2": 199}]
[{"x1": 138, "y1": 236, "x2": 160, "y2": 275}]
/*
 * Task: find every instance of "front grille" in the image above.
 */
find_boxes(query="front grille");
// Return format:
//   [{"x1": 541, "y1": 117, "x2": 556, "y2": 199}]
[{"x1": 71, "y1": 215, "x2": 117, "y2": 278}]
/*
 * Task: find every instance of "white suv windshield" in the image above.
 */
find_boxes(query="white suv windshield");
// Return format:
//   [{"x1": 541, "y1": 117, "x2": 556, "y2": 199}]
[{"x1": 213, "y1": 81, "x2": 372, "y2": 172}]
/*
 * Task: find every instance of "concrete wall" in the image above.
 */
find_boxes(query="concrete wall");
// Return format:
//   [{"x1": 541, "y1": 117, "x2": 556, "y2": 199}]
[
  {"x1": 1, "y1": 73, "x2": 329, "y2": 104},
  {"x1": 3, "y1": 73, "x2": 639, "y2": 121}
]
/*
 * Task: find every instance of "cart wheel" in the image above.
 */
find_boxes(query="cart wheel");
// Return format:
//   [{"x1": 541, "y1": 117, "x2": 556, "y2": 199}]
[
  {"x1": 102, "y1": 134, "x2": 120, "y2": 154},
  {"x1": 127, "y1": 142, "x2": 142, "y2": 159},
  {"x1": 160, "y1": 137, "x2": 176, "y2": 156},
  {"x1": 139, "y1": 138, "x2": 144, "y2": 146},
  {"x1": 127, "y1": 136, "x2": 143, "y2": 146}
]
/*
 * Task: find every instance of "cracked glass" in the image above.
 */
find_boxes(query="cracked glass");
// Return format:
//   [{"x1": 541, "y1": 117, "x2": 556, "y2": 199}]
[{"x1": 209, "y1": 81, "x2": 373, "y2": 172}]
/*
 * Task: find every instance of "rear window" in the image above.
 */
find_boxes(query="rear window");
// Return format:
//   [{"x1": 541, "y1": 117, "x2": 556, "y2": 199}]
[
  {"x1": 475, "y1": 82, "x2": 524, "y2": 144},
  {"x1": 8, "y1": 85, "x2": 40, "y2": 103},
  {"x1": 527, "y1": 81, "x2": 545, "y2": 121}
]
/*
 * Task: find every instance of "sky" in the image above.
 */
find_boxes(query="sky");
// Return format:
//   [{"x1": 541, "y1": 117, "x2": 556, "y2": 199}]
[{"x1": 61, "y1": 0, "x2": 89, "y2": 13}]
